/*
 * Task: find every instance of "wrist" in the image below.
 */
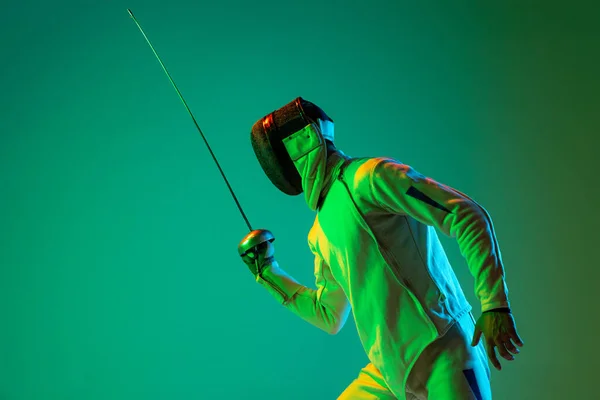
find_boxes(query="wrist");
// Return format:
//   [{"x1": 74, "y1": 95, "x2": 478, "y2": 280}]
[
  {"x1": 484, "y1": 307, "x2": 511, "y2": 314},
  {"x1": 258, "y1": 256, "x2": 276, "y2": 275}
]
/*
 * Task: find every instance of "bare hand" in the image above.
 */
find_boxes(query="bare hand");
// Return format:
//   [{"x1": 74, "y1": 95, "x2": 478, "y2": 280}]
[{"x1": 471, "y1": 311, "x2": 524, "y2": 371}]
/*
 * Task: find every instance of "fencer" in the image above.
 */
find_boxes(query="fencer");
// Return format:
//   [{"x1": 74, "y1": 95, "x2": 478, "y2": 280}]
[{"x1": 238, "y1": 98, "x2": 524, "y2": 399}]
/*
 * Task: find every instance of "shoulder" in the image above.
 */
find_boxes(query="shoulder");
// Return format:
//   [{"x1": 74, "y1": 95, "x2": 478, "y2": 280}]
[{"x1": 344, "y1": 157, "x2": 410, "y2": 184}]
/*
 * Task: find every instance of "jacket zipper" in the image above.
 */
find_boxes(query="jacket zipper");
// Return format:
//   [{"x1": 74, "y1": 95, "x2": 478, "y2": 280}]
[{"x1": 337, "y1": 161, "x2": 438, "y2": 332}]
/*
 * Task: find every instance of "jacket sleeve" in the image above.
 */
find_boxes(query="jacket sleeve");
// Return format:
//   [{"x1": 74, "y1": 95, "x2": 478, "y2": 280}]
[
  {"x1": 256, "y1": 250, "x2": 351, "y2": 335},
  {"x1": 365, "y1": 158, "x2": 510, "y2": 312}
]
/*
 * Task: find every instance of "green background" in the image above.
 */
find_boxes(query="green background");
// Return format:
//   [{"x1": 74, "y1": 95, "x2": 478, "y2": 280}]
[{"x1": 1, "y1": 1, "x2": 598, "y2": 399}]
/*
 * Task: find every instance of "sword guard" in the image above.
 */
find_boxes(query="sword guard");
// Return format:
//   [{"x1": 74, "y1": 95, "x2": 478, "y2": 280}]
[{"x1": 238, "y1": 229, "x2": 275, "y2": 257}]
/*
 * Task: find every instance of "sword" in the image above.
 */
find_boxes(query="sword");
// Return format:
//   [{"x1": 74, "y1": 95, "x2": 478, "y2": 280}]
[{"x1": 127, "y1": 9, "x2": 273, "y2": 258}]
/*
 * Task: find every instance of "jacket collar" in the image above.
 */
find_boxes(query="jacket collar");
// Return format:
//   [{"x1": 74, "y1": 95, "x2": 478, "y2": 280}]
[{"x1": 317, "y1": 150, "x2": 351, "y2": 210}]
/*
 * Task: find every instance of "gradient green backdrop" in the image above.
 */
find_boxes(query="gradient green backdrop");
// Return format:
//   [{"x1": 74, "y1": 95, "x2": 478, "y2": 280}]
[{"x1": 1, "y1": 1, "x2": 598, "y2": 399}]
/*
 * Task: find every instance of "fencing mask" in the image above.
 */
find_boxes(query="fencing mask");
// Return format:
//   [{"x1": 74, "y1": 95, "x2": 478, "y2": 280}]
[{"x1": 250, "y1": 97, "x2": 334, "y2": 210}]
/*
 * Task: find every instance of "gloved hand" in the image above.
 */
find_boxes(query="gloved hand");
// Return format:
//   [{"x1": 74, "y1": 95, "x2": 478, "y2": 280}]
[
  {"x1": 238, "y1": 229, "x2": 276, "y2": 277},
  {"x1": 241, "y1": 240, "x2": 275, "y2": 276},
  {"x1": 471, "y1": 309, "x2": 524, "y2": 371}
]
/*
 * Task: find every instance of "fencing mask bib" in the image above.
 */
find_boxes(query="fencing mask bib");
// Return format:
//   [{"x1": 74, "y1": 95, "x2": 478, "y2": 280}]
[{"x1": 250, "y1": 97, "x2": 334, "y2": 209}]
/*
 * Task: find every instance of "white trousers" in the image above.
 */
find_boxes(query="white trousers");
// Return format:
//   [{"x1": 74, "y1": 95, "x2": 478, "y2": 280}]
[{"x1": 338, "y1": 312, "x2": 492, "y2": 400}]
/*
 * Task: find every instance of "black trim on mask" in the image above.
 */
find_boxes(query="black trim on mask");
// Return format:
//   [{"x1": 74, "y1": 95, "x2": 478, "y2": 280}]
[{"x1": 250, "y1": 98, "x2": 304, "y2": 195}]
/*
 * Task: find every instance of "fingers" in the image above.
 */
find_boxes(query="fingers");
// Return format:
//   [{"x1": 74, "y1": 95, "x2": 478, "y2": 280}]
[
  {"x1": 471, "y1": 328, "x2": 483, "y2": 347},
  {"x1": 241, "y1": 249, "x2": 260, "y2": 276},
  {"x1": 485, "y1": 340, "x2": 502, "y2": 371},
  {"x1": 508, "y1": 326, "x2": 525, "y2": 347},
  {"x1": 477, "y1": 313, "x2": 523, "y2": 371},
  {"x1": 252, "y1": 241, "x2": 274, "y2": 264},
  {"x1": 504, "y1": 338, "x2": 520, "y2": 355},
  {"x1": 494, "y1": 337, "x2": 515, "y2": 361}
]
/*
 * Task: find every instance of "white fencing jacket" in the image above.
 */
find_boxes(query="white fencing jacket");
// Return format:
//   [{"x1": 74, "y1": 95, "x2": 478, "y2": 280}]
[{"x1": 256, "y1": 150, "x2": 510, "y2": 398}]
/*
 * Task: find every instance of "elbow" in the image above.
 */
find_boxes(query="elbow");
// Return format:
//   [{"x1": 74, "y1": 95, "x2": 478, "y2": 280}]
[
  {"x1": 327, "y1": 321, "x2": 344, "y2": 335},
  {"x1": 324, "y1": 311, "x2": 350, "y2": 335},
  {"x1": 318, "y1": 300, "x2": 351, "y2": 335},
  {"x1": 314, "y1": 318, "x2": 343, "y2": 335}
]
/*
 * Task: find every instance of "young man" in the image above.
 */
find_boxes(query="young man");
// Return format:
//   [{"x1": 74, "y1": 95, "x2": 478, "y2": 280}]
[{"x1": 238, "y1": 97, "x2": 523, "y2": 399}]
